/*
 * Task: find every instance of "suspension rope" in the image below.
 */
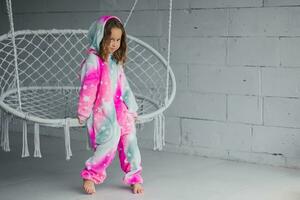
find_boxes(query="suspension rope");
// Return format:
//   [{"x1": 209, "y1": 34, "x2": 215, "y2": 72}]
[
  {"x1": 6, "y1": 0, "x2": 22, "y2": 110},
  {"x1": 165, "y1": 0, "x2": 173, "y2": 105},
  {"x1": 124, "y1": 0, "x2": 139, "y2": 27}
]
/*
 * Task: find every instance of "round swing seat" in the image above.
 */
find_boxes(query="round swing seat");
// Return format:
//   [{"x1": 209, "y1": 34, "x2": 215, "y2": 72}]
[
  {"x1": 0, "y1": 86, "x2": 162, "y2": 126},
  {"x1": 0, "y1": 29, "x2": 176, "y2": 127}
]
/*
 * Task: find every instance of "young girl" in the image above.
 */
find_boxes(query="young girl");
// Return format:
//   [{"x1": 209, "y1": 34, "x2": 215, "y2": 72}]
[{"x1": 77, "y1": 16, "x2": 144, "y2": 194}]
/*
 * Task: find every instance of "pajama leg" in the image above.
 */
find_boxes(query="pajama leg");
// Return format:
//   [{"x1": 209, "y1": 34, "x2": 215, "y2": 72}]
[
  {"x1": 81, "y1": 125, "x2": 121, "y2": 184},
  {"x1": 118, "y1": 113, "x2": 143, "y2": 185}
]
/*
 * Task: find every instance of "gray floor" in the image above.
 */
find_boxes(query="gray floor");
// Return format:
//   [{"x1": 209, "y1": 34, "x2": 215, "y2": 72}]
[{"x1": 1, "y1": 133, "x2": 300, "y2": 200}]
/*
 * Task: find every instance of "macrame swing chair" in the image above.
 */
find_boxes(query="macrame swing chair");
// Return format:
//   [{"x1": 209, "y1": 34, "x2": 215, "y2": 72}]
[{"x1": 0, "y1": 0, "x2": 176, "y2": 160}]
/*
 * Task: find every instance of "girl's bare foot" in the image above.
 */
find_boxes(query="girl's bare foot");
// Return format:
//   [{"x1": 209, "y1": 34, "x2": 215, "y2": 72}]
[
  {"x1": 131, "y1": 183, "x2": 144, "y2": 194},
  {"x1": 83, "y1": 179, "x2": 96, "y2": 194}
]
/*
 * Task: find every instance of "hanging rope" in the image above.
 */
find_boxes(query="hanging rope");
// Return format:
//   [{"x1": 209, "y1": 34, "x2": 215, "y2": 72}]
[
  {"x1": 22, "y1": 120, "x2": 30, "y2": 157},
  {"x1": 123, "y1": 0, "x2": 173, "y2": 151},
  {"x1": 6, "y1": 0, "x2": 22, "y2": 110},
  {"x1": 34, "y1": 123, "x2": 42, "y2": 158},
  {"x1": 258, "y1": 67, "x2": 263, "y2": 123},
  {"x1": 64, "y1": 118, "x2": 72, "y2": 160},
  {"x1": 165, "y1": 0, "x2": 173, "y2": 105},
  {"x1": 85, "y1": 127, "x2": 91, "y2": 150},
  {"x1": 124, "y1": 0, "x2": 138, "y2": 27},
  {"x1": 153, "y1": 113, "x2": 165, "y2": 151},
  {"x1": 0, "y1": 110, "x2": 4, "y2": 149},
  {"x1": 153, "y1": 0, "x2": 172, "y2": 151},
  {"x1": 2, "y1": 112, "x2": 11, "y2": 152}
]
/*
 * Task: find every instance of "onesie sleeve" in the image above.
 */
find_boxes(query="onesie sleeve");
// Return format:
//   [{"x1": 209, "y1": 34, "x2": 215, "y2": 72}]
[
  {"x1": 120, "y1": 68, "x2": 139, "y2": 114},
  {"x1": 77, "y1": 54, "x2": 100, "y2": 121}
]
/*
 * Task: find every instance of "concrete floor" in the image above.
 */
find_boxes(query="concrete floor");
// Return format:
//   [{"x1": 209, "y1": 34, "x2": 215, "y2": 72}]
[{"x1": 1, "y1": 133, "x2": 300, "y2": 200}]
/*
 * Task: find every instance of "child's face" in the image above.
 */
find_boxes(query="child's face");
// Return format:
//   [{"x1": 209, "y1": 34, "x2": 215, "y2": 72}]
[{"x1": 107, "y1": 27, "x2": 122, "y2": 54}]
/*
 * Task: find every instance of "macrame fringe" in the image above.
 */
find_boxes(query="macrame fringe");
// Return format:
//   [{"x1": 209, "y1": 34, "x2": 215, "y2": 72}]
[
  {"x1": 64, "y1": 118, "x2": 72, "y2": 160},
  {"x1": 1, "y1": 111, "x2": 11, "y2": 152},
  {"x1": 86, "y1": 139, "x2": 91, "y2": 151},
  {"x1": 0, "y1": 110, "x2": 4, "y2": 149},
  {"x1": 22, "y1": 120, "x2": 30, "y2": 157},
  {"x1": 153, "y1": 113, "x2": 166, "y2": 151},
  {"x1": 34, "y1": 123, "x2": 42, "y2": 158},
  {"x1": 83, "y1": 126, "x2": 91, "y2": 151},
  {"x1": 3, "y1": 116, "x2": 10, "y2": 152},
  {"x1": 86, "y1": 129, "x2": 91, "y2": 151}
]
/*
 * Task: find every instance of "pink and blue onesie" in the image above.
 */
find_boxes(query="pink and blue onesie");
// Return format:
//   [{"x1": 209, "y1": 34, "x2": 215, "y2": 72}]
[{"x1": 77, "y1": 16, "x2": 143, "y2": 185}]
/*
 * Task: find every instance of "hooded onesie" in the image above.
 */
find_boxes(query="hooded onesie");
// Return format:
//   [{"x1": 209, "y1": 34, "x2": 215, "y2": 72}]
[{"x1": 77, "y1": 15, "x2": 143, "y2": 185}]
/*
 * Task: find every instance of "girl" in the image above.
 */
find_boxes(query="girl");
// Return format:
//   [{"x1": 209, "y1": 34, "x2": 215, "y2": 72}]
[{"x1": 77, "y1": 16, "x2": 144, "y2": 194}]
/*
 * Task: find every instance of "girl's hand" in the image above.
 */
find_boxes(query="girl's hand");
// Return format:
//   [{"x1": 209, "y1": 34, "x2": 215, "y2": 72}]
[
  {"x1": 132, "y1": 113, "x2": 138, "y2": 123},
  {"x1": 77, "y1": 116, "x2": 85, "y2": 125},
  {"x1": 128, "y1": 112, "x2": 138, "y2": 123}
]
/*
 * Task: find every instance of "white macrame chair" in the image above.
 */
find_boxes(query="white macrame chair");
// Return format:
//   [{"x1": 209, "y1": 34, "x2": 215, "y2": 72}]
[{"x1": 0, "y1": 0, "x2": 176, "y2": 160}]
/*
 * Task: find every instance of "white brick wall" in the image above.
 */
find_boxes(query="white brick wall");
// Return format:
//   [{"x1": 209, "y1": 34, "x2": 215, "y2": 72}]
[
  {"x1": 159, "y1": 0, "x2": 263, "y2": 9},
  {"x1": 227, "y1": 38, "x2": 280, "y2": 66},
  {"x1": 264, "y1": 0, "x2": 300, "y2": 7},
  {"x1": 166, "y1": 91, "x2": 226, "y2": 120},
  {"x1": 264, "y1": 97, "x2": 300, "y2": 128},
  {"x1": 181, "y1": 119, "x2": 252, "y2": 152},
  {"x1": 0, "y1": 0, "x2": 9, "y2": 34},
  {"x1": 125, "y1": 11, "x2": 164, "y2": 37},
  {"x1": 189, "y1": 0, "x2": 263, "y2": 8},
  {"x1": 227, "y1": 95, "x2": 263, "y2": 124},
  {"x1": 172, "y1": 9, "x2": 228, "y2": 37},
  {"x1": 262, "y1": 68, "x2": 300, "y2": 97},
  {"x1": 162, "y1": 0, "x2": 300, "y2": 168},
  {"x1": 253, "y1": 126, "x2": 300, "y2": 158},
  {"x1": 165, "y1": 37, "x2": 227, "y2": 64},
  {"x1": 228, "y1": 7, "x2": 300, "y2": 37},
  {"x1": 280, "y1": 38, "x2": 300, "y2": 67},
  {"x1": 189, "y1": 66, "x2": 260, "y2": 95},
  {"x1": 13, "y1": 0, "x2": 158, "y2": 13},
  {"x1": 169, "y1": 64, "x2": 188, "y2": 90},
  {"x1": 2, "y1": 0, "x2": 300, "y2": 168}
]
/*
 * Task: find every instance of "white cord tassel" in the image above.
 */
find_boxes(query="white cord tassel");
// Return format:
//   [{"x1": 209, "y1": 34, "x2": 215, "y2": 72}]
[
  {"x1": 84, "y1": 126, "x2": 91, "y2": 150},
  {"x1": 0, "y1": 110, "x2": 4, "y2": 149},
  {"x1": 2, "y1": 114, "x2": 11, "y2": 152},
  {"x1": 153, "y1": 113, "x2": 166, "y2": 151},
  {"x1": 86, "y1": 130, "x2": 91, "y2": 151},
  {"x1": 64, "y1": 118, "x2": 72, "y2": 160},
  {"x1": 86, "y1": 139, "x2": 91, "y2": 151},
  {"x1": 34, "y1": 123, "x2": 42, "y2": 158},
  {"x1": 22, "y1": 120, "x2": 30, "y2": 157}
]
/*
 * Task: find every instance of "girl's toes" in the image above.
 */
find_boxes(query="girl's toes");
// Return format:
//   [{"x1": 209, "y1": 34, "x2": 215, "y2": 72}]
[{"x1": 131, "y1": 184, "x2": 144, "y2": 194}]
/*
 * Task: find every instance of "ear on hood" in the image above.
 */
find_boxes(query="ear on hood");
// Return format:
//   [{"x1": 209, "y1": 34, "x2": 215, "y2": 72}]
[{"x1": 87, "y1": 16, "x2": 122, "y2": 52}]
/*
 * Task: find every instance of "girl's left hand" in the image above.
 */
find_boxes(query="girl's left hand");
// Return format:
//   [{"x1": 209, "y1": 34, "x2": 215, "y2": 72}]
[
  {"x1": 77, "y1": 116, "x2": 85, "y2": 125},
  {"x1": 131, "y1": 112, "x2": 138, "y2": 122}
]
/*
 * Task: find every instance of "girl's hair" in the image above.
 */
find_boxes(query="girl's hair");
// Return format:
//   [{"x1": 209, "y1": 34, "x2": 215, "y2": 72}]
[{"x1": 99, "y1": 18, "x2": 127, "y2": 65}]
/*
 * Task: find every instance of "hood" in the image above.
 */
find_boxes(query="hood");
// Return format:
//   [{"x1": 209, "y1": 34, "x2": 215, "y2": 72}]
[{"x1": 87, "y1": 15, "x2": 122, "y2": 52}]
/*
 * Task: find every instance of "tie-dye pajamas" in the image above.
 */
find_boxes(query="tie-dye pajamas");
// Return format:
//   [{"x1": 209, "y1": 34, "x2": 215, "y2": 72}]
[{"x1": 77, "y1": 16, "x2": 143, "y2": 185}]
